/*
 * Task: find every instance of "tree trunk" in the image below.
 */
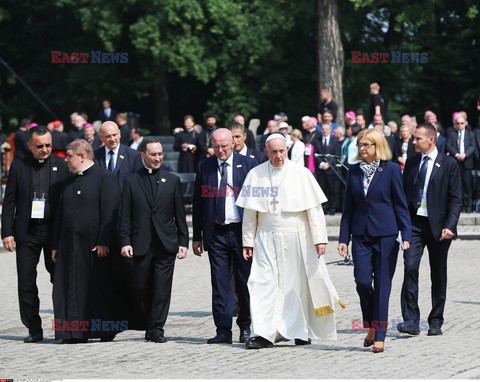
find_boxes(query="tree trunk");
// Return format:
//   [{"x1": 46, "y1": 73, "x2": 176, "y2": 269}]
[
  {"x1": 317, "y1": 0, "x2": 344, "y2": 128},
  {"x1": 152, "y1": 69, "x2": 170, "y2": 135}
]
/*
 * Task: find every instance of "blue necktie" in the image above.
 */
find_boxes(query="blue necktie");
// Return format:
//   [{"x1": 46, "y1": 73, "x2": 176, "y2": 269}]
[
  {"x1": 107, "y1": 150, "x2": 115, "y2": 173},
  {"x1": 413, "y1": 156, "x2": 429, "y2": 208},
  {"x1": 216, "y1": 162, "x2": 228, "y2": 224}
]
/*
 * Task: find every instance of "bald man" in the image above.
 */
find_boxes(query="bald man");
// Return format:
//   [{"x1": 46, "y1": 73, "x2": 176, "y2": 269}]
[
  {"x1": 192, "y1": 128, "x2": 258, "y2": 345},
  {"x1": 94, "y1": 121, "x2": 143, "y2": 190}
]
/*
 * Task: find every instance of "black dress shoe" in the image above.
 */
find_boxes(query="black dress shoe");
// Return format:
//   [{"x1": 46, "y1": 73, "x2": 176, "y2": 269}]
[
  {"x1": 427, "y1": 327, "x2": 442, "y2": 336},
  {"x1": 145, "y1": 331, "x2": 151, "y2": 341},
  {"x1": 100, "y1": 334, "x2": 116, "y2": 342},
  {"x1": 24, "y1": 333, "x2": 43, "y2": 343},
  {"x1": 397, "y1": 322, "x2": 420, "y2": 335},
  {"x1": 239, "y1": 330, "x2": 251, "y2": 343},
  {"x1": 294, "y1": 338, "x2": 311, "y2": 346},
  {"x1": 207, "y1": 334, "x2": 232, "y2": 344},
  {"x1": 150, "y1": 334, "x2": 168, "y2": 343},
  {"x1": 245, "y1": 336, "x2": 273, "y2": 349}
]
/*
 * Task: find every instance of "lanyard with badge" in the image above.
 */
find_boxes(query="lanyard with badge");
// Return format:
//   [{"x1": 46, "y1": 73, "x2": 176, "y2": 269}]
[{"x1": 31, "y1": 192, "x2": 46, "y2": 219}]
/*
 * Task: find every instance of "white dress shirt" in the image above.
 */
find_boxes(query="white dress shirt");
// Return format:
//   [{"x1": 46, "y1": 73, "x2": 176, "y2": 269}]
[
  {"x1": 217, "y1": 154, "x2": 240, "y2": 224},
  {"x1": 417, "y1": 148, "x2": 438, "y2": 217},
  {"x1": 105, "y1": 145, "x2": 120, "y2": 170}
]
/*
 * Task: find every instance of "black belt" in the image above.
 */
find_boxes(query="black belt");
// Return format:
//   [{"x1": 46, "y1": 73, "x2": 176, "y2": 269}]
[{"x1": 214, "y1": 222, "x2": 242, "y2": 229}]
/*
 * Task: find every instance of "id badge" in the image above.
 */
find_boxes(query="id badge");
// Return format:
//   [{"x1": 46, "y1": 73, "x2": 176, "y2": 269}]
[
  {"x1": 304, "y1": 144, "x2": 312, "y2": 156},
  {"x1": 31, "y1": 198, "x2": 45, "y2": 219},
  {"x1": 417, "y1": 199, "x2": 428, "y2": 217}
]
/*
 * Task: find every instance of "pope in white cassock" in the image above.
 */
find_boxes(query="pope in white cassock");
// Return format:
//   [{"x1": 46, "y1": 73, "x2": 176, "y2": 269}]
[{"x1": 236, "y1": 133, "x2": 345, "y2": 349}]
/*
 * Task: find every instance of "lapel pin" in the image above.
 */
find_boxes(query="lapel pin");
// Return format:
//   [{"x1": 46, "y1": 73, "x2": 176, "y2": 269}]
[
  {"x1": 119, "y1": 155, "x2": 125, "y2": 159},
  {"x1": 249, "y1": 155, "x2": 255, "y2": 159},
  {"x1": 237, "y1": 164, "x2": 242, "y2": 168},
  {"x1": 161, "y1": 178, "x2": 166, "y2": 182},
  {"x1": 378, "y1": 167, "x2": 383, "y2": 172},
  {"x1": 77, "y1": 190, "x2": 81, "y2": 195},
  {"x1": 53, "y1": 167, "x2": 58, "y2": 171},
  {"x1": 435, "y1": 163, "x2": 441, "y2": 167}
]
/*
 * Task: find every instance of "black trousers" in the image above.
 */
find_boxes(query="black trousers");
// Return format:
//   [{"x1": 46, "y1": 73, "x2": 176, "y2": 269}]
[
  {"x1": 459, "y1": 166, "x2": 473, "y2": 210},
  {"x1": 16, "y1": 221, "x2": 54, "y2": 334},
  {"x1": 317, "y1": 171, "x2": 336, "y2": 213},
  {"x1": 132, "y1": 235, "x2": 176, "y2": 337},
  {"x1": 208, "y1": 223, "x2": 252, "y2": 336},
  {"x1": 401, "y1": 215, "x2": 451, "y2": 330}
]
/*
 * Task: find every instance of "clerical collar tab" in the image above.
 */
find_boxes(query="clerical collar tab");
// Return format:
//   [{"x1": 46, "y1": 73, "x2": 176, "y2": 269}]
[{"x1": 38, "y1": 159, "x2": 45, "y2": 163}]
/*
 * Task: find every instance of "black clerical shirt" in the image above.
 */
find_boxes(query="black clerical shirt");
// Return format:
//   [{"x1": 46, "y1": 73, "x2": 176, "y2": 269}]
[{"x1": 32, "y1": 158, "x2": 52, "y2": 220}]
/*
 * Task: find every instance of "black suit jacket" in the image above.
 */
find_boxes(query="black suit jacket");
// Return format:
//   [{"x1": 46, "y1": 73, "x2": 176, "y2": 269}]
[
  {"x1": 393, "y1": 138, "x2": 415, "y2": 164},
  {"x1": 120, "y1": 167, "x2": 188, "y2": 255},
  {"x1": 446, "y1": 129, "x2": 477, "y2": 169},
  {"x1": 403, "y1": 152, "x2": 462, "y2": 240},
  {"x1": 1, "y1": 155, "x2": 69, "y2": 243},
  {"x1": 313, "y1": 136, "x2": 340, "y2": 173},
  {"x1": 119, "y1": 123, "x2": 132, "y2": 146},
  {"x1": 193, "y1": 153, "x2": 258, "y2": 251},
  {"x1": 94, "y1": 144, "x2": 143, "y2": 190},
  {"x1": 14, "y1": 129, "x2": 30, "y2": 160}
]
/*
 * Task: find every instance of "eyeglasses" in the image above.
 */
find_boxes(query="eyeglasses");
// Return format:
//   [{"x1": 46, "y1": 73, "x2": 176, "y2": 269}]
[
  {"x1": 455, "y1": 122, "x2": 466, "y2": 125},
  {"x1": 357, "y1": 143, "x2": 375, "y2": 149},
  {"x1": 35, "y1": 144, "x2": 52, "y2": 149}
]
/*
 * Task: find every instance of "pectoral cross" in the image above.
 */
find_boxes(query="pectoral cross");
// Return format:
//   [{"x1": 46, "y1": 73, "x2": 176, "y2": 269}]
[{"x1": 270, "y1": 198, "x2": 279, "y2": 211}]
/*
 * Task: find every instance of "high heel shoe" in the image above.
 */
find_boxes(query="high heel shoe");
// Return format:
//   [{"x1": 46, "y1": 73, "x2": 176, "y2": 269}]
[
  {"x1": 372, "y1": 341, "x2": 384, "y2": 353},
  {"x1": 363, "y1": 338, "x2": 374, "y2": 347}
]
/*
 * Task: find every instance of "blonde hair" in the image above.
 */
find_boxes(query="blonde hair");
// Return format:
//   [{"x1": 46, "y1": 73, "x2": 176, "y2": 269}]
[
  {"x1": 354, "y1": 128, "x2": 392, "y2": 161},
  {"x1": 290, "y1": 128, "x2": 303, "y2": 140},
  {"x1": 370, "y1": 82, "x2": 380, "y2": 91}
]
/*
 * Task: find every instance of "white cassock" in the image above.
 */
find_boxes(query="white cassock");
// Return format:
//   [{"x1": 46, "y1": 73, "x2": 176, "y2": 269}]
[{"x1": 236, "y1": 159, "x2": 345, "y2": 343}]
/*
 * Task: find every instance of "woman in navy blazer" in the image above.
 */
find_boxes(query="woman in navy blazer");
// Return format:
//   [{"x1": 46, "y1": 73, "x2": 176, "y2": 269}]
[{"x1": 338, "y1": 128, "x2": 412, "y2": 353}]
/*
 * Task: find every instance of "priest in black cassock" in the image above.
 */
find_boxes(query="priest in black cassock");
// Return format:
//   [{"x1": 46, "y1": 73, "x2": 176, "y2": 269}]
[
  {"x1": 52, "y1": 139, "x2": 121, "y2": 344},
  {"x1": 173, "y1": 115, "x2": 202, "y2": 172}
]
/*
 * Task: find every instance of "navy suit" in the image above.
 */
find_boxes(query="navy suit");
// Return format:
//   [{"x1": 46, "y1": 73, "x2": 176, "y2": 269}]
[
  {"x1": 193, "y1": 152, "x2": 257, "y2": 337},
  {"x1": 339, "y1": 161, "x2": 411, "y2": 341},
  {"x1": 94, "y1": 144, "x2": 143, "y2": 190},
  {"x1": 436, "y1": 134, "x2": 446, "y2": 154},
  {"x1": 245, "y1": 147, "x2": 267, "y2": 164},
  {"x1": 400, "y1": 151, "x2": 462, "y2": 331}
]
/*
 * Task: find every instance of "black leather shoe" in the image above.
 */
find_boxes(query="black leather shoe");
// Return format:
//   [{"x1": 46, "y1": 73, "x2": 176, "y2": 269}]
[
  {"x1": 207, "y1": 334, "x2": 232, "y2": 344},
  {"x1": 100, "y1": 334, "x2": 116, "y2": 342},
  {"x1": 397, "y1": 322, "x2": 420, "y2": 335},
  {"x1": 145, "y1": 331, "x2": 151, "y2": 341},
  {"x1": 427, "y1": 327, "x2": 442, "y2": 336},
  {"x1": 150, "y1": 334, "x2": 167, "y2": 343},
  {"x1": 24, "y1": 333, "x2": 43, "y2": 343},
  {"x1": 239, "y1": 330, "x2": 251, "y2": 343},
  {"x1": 294, "y1": 338, "x2": 311, "y2": 346},
  {"x1": 245, "y1": 336, "x2": 273, "y2": 349}
]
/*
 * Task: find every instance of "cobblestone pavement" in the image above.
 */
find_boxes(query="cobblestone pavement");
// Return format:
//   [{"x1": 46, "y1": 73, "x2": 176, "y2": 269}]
[{"x1": 1, "y1": 239, "x2": 479, "y2": 379}]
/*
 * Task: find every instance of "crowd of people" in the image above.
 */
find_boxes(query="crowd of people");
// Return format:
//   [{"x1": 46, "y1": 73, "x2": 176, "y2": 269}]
[{"x1": 0, "y1": 85, "x2": 473, "y2": 353}]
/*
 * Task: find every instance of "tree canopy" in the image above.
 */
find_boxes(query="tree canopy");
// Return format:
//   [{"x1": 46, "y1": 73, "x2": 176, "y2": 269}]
[{"x1": 0, "y1": 0, "x2": 478, "y2": 134}]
